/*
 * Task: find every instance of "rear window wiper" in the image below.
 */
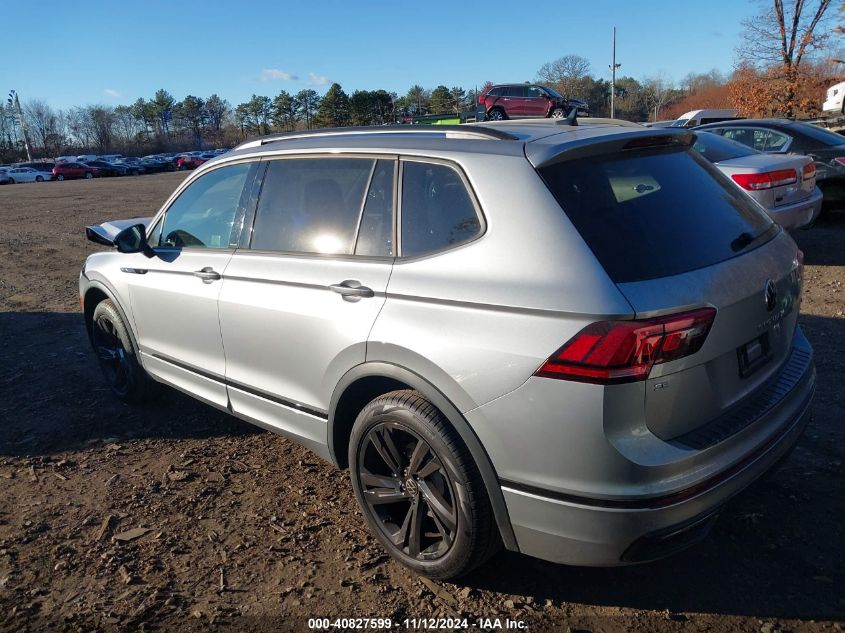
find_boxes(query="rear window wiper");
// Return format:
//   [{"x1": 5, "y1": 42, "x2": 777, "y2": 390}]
[{"x1": 730, "y1": 230, "x2": 766, "y2": 253}]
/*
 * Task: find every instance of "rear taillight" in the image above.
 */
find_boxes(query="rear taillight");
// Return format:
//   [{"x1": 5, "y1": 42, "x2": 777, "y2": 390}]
[
  {"x1": 833, "y1": 157, "x2": 845, "y2": 168},
  {"x1": 535, "y1": 308, "x2": 716, "y2": 385},
  {"x1": 802, "y1": 163, "x2": 816, "y2": 180},
  {"x1": 731, "y1": 169, "x2": 798, "y2": 190}
]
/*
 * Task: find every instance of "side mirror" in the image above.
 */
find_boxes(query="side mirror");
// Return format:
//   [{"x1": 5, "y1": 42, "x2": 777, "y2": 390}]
[{"x1": 114, "y1": 223, "x2": 149, "y2": 254}]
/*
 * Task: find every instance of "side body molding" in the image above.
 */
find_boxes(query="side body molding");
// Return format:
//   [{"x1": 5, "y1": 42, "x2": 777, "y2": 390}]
[{"x1": 328, "y1": 362, "x2": 518, "y2": 551}]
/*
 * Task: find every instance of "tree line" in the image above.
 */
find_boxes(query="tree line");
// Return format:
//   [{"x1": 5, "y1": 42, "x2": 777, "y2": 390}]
[{"x1": 2, "y1": 0, "x2": 841, "y2": 163}]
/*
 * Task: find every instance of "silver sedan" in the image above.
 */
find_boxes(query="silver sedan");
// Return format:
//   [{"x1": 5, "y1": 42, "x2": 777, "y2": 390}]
[
  {"x1": 5, "y1": 166, "x2": 53, "y2": 183},
  {"x1": 693, "y1": 131, "x2": 822, "y2": 229}
]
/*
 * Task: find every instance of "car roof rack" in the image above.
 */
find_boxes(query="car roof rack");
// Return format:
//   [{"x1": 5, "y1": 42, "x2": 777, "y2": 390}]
[{"x1": 234, "y1": 124, "x2": 518, "y2": 150}]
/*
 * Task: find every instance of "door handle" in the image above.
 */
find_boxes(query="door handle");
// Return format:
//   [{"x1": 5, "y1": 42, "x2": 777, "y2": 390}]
[
  {"x1": 329, "y1": 280, "x2": 374, "y2": 298},
  {"x1": 193, "y1": 267, "x2": 221, "y2": 282}
]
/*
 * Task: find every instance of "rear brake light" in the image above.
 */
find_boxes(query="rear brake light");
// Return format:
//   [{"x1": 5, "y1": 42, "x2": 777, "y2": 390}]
[
  {"x1": 731, "y1": 169, "x2": 797, "y2": 190},
  {"x1": 535, "y1": 308, "x2": 716, "y2": 384},
  {"x1": 834, "y1": 157, "x2": 845, "y2": 167},
  {"x1": 802, "y1": 163, "x2": 816, "y2": 180}
]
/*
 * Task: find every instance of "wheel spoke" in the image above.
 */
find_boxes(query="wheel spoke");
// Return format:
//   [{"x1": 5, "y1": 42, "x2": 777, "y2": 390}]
[
  {"x1": 390, "y1": 501, "x2": 415, "y2": 546},
  {"x1": 419, "y1": 480, "x2": 456, "y2": 533},
  {"x1": 96, "y1": 346, "x2": 118, "y2": 362},
  {"x1": 363, "y1": 487, "x2": 407, "y2": 505},
  {"x1": 428, "y1": 506, "x2": 454, "y2": 547},
  {"x1": 407, "y1": 440, "x2": 430, "y2": 478},
  {"x1": 407, "y1": 497, "x2": 423, "y2": 557},
  {"x1": 370, "y1": 427, "x2": 404, "y2": 475},
  {"x1": 416, "y1": 458, "x2": 441, "y2": 479},
  {"x1": 360, "y1": 470, "x2": 400, "y2": 490}
]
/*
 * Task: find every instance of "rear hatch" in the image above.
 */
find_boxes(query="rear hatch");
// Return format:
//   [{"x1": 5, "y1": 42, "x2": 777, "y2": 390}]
[
  {"x1": 536, "y1": 136, "x2": 803, "y2": 444},
  {"x1": 716, "y1": 153, "x2": 814, "y2": 209}
]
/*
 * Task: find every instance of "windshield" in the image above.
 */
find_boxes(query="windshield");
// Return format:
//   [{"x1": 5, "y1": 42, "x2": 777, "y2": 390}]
[
  {"x1": 669, "y1": 119, "x2": 689, "y2": 128},
  {"x1": 693, "y1": 132, "x2": 758, "y2": 162},
  {"x1": 543, "y1": 86, "x2": 564, "y2": 98}
]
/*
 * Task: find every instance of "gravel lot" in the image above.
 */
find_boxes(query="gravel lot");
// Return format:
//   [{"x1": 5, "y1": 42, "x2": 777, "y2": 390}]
[{"x1": 0, "y1": 173, "x2": 843, "y2": 632}]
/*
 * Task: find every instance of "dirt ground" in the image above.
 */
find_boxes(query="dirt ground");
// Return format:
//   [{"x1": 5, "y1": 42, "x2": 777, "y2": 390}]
[{"x1": 0, "y1": 173, "x2": 843, "y2": 632}]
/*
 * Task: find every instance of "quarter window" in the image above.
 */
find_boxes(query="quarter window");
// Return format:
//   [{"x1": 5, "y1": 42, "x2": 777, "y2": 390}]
[
  {"x1": 158, "y1": 162, "x2": 250, "y2": 249},
  {"x1": 355, "y1": 160, "x2": 395, "y2": 257},
  {"x1": 400, "y1": 161, "x2": 481, "y2": 257},
  {"x1": 251, "y1": 157, "x2": 374, "y2": 255}
]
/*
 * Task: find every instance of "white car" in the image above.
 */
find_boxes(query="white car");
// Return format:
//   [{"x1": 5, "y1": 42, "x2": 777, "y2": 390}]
[
  {"x1": 822, "y1": 81, "x2": 845, "y2": 114},
  {"x1": 5, "y1": 167, "x2": 53, "y2": 183}
]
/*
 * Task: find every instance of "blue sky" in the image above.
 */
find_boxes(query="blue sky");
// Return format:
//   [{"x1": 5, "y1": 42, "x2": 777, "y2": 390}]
[{"x1": 4, "y1": 0, "x2": 756, "y2": 109}]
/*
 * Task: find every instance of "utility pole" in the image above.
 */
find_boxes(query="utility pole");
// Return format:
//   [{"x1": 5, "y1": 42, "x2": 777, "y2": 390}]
[
  {"x1": 8, "y1": 90, "x2": 32, "y2": 161},
  {"x1": 609, "y1": 27, "x2": 621, "y2": 119}
]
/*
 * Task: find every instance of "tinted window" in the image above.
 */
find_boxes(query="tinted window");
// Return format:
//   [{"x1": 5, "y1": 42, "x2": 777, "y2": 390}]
[
  {"x1": 793, "y1": 122, "x2": 845, "y2": 146},
  {"x1": 760, "y1": 129, "x2": 791, "y2": 151},
  {"x1": 356, "y1": 160, "x2": 395, "y2": 257},
  {"x1": 526, "y1": 86, "x2": 544, "y2": 98},
  {"x1": 539, "y1": 147, "x2": 776, "y2": 283},
  {"x1": 158, "y1": 163, "x2": 250, "y2": 248},
  {"x1": 401, "y1": 161, "x2": 481, "y2": 257},
  {"x1": 488, "y1": 87, "x2": 503, "y2": 97},
  {"x1": 693, "y1": 132, "x2": 757, "y2": 162},
  {"x1": 251, "y1": 157, "x2": 374, "y2": 255},
  {"x1": 506, "y1": 85, "x2": 527, "y2": 97}
]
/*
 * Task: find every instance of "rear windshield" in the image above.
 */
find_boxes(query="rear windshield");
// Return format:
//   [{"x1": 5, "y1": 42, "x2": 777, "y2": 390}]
[
  {"x1": 693, "y1": 132, "x2": 757, "y2": 162},
  {"x1": 539, "y1": 147, "x2": 776, "y2": 283},
  {"x1": 794, "y1": 122, "x2": 845, "y2": 146}
]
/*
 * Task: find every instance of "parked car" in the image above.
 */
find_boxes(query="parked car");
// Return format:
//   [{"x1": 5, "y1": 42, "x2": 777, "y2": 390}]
[
  {"x1": 822, "y1": 80, "x2": 845, "y2": 114},
  {"x1": 692, "y1": 131, "x2": 822, "y2": 229},
  {"x1": 176, "y1": 154, "x2": 207, "y2": 170},
  {"x1": 5, "y1": 166, "x2": 54, "y2": 183},
  {"x1": 53, "y1": 162, "x2": 99, "y2": 180},
  {"x1": 16, "y1": 161, "x2": 56, "y2": 173},
  {"x1": 669, "y1": 109, "x2": 742, "y2": 128},
  {"x1": 138, "y1": 158, "x2": 175, "y2": 174},
  {"x1": 84, "y1": 160, "x2": 129, "y2": 177},
  {"x1": 479, "y1": 84, "x2": 589, "y2": 121},
  {"x1": 81, "y1": 121, "x2": 814, "y2": 579},
  {"x1": 76, "y1": 154, "x2": 100, "y2": 163},
  {"x1": 696, "y1": 118, "x2": 845, "y2": 206},
  {"x1": 0, "y1": 168, "x2": 12, "y2": 185},
  {"x1": 55, "y1": 155, "x2": 77, "y2": 163}
]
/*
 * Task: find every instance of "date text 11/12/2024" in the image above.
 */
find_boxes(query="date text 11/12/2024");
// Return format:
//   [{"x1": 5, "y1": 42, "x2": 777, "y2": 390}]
[{"x1": 307, "y1": 617, "x2": 528, "y2": 630}]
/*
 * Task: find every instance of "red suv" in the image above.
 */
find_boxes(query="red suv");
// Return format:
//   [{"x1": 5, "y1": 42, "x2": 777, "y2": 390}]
[
  {"x1": 176, "y1": 155, "x2": 208, "y2": 170},
  {"x1": 479, "y1": 84, "x2": 589, "y2": 121},
  {"x1": 53, "y1": 162, "x2": 99, "y2": 181}
]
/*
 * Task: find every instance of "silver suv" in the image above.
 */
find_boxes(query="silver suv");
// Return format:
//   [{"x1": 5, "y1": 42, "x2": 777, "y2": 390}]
[{"x1": 80, "y1": 121, "x2": 815, "y2": 579}]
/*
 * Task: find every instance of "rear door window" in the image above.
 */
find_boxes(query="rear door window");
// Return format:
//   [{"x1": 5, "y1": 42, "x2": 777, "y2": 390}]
[
  {"x1": 251, "y1": 157, "x2": 374, "y2": 255},
  {"x1": 539, "y1": 147, "x2": 776, "y2": 283},
  {"x1": 400, "y1": 161, "x2": 482, "y2": 257}
]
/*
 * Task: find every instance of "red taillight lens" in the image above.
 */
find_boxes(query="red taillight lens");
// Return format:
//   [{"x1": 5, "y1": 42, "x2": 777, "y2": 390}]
[
  {"x1": 731, "y1": 169, "x2": 797, "y2": 190},
  {"x1": 834, "y1": 157, "x2": 845, "y2": 168},
  {"x1": 535, "y1": 308, "x2": 716, "y2": 384},
  {"x1": 802, "y1": 162, "x2": 816, "y2": 180}
]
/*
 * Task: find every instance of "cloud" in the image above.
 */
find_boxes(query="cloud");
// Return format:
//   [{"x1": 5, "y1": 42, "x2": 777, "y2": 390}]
[
  {"x1": 307, "y1": 72, "x2": 329, "y2": 86},
  {"x1": 260, "y1": 68, "x2": 298, "y2": 81},
  {"x1": 103, "y1": 88, "x2": 121, "y2": 97}
]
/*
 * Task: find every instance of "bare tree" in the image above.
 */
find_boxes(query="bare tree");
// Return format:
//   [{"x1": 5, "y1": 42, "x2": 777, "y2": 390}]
[
  {"x1": 642, "y1": 73, "x2": 674, "y2": 121},
  {"x1": 24, "y1": 100, "x2": 64, "y2": 156},
  {"x1": 737, "y1": 0, "x2": 834, "y2": 115},
  {"x1": 536, "y1": 55, "x2": 592, "y2": 96}
]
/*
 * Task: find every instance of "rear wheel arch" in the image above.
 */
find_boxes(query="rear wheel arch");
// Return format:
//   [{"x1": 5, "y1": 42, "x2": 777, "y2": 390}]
[{"x1": 329, "y1": 362, "x2": 518, "y2": 551}]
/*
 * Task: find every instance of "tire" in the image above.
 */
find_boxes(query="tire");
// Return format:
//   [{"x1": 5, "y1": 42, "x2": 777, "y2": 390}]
[
  {"x1": 486, "y1": 108, "x2": 505, "y2": 121},
  {"x1": 349, "y1": 390, "x2": 500, "y2": 579},
  {"x1": 84, "y1": 172, "x2": 93, "y2": 179},
  {"x1": 550, "y1": 107, "x2": 566, "y2": 119},
  {"x1": 91, "y1": 299, "x2": 152, "y2": 403},
  {"x1": 57, "y1": 174, "x2": 65, "y2": 181},
  {"x1": 35, "y1": 175, "x2": 43, "y2": 182},
  {"x1": 8, "y1": 178, "x2": 14, "y2": 184}
]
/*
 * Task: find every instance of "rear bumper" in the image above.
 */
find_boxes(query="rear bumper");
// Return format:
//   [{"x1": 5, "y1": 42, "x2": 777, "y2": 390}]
[
  {"x1": 502, "y1": 375, "x2": 813, "y2": 565},
  {"x1": 768, "y1": 188, "x2": 823, "y2": 230}
]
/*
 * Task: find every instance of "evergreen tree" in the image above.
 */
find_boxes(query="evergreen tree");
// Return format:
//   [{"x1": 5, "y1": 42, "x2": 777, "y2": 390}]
[
  {"x1": 429, "y1": 85, "x2": 452, "y2": 114},
  {"x1": 316, "y1": 83, "x2": 350, "y2": 128}
]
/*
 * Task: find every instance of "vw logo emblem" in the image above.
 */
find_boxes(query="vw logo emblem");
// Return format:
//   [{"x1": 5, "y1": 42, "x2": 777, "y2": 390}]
[{"x1": 764, "y1": 280, "x2": 777, "y2": 312}]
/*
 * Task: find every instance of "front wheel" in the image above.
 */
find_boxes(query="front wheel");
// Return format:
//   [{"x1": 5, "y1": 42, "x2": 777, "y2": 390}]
[
  {"x1": 91, "y1": 299, "x2": 152, "y2": 402},
  {"x1": 84, "y1": 172, "x2": 93, "y2": 179},
  {"x1": 57, "y1": 174, "x2": 65, "y2": 181},
  {"x1": 7, "y1": 178, "x2": 14, "y2": 184},
  {"x1": 35, "y1": 175, "x2": 44, "y2": 182},
  {"x1": 550, "y1": 107, "x2": 566, "y2": 118},
  {"x1": 349, "y1": 390, "x2": 500, "y2": 579}
]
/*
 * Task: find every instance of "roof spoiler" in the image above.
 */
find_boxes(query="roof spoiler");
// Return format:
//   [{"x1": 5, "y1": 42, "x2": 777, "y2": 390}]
[{"x1": 526, "y1": 129, "x2": 697, "y2": 168}]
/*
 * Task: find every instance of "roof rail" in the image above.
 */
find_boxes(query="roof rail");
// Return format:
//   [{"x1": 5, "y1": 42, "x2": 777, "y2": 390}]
[{"x1": 234, "y1": 124, "x2": 518, "y2": 150}]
